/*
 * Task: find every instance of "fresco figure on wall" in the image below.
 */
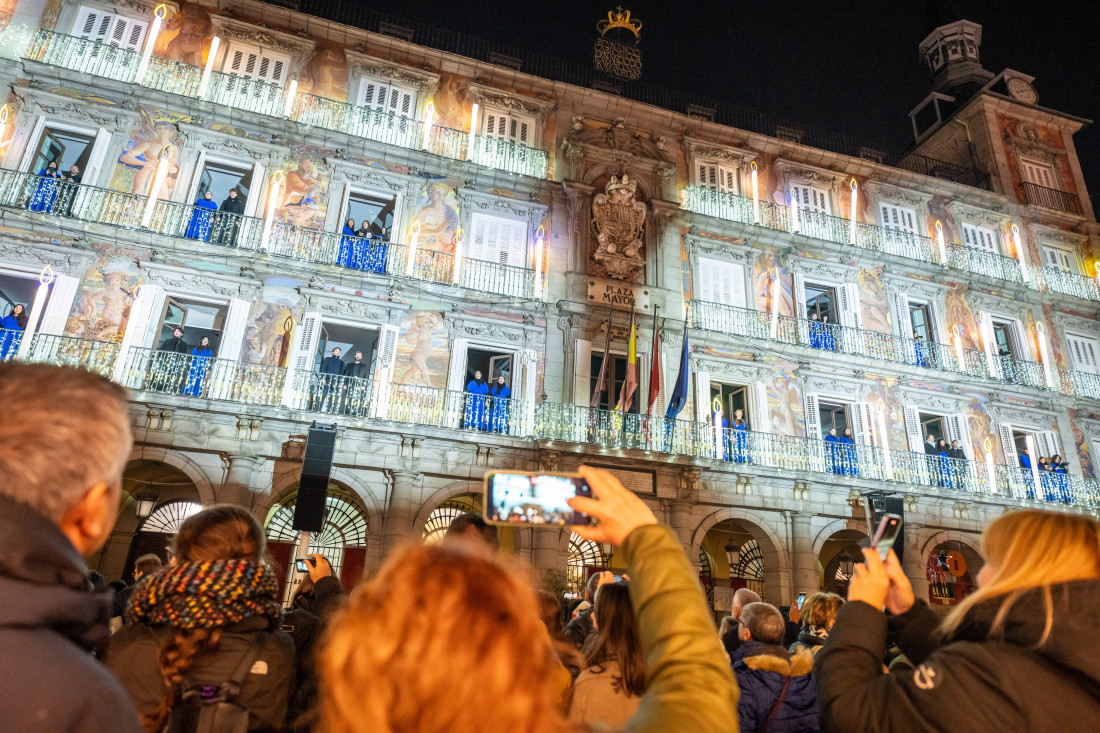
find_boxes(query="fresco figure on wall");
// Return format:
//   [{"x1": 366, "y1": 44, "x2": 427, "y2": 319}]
[
  {"x1": 112, "y1": 110, "x2": 183, "y2": 197},
  {"x1": 944, "y1": 285, "x2": 980, "y2": 350},
  {"x1": 857, "y1": 269, "x2": 890, "y2": 335},
  {"x1": 754, "y1": 247, "x2": 791, "y2": 315},
  {"x1": 768, "y1": 369, "x2": 804, "y2": 438},
  {"x1": 395, "y1": 311, "x2": 447, "y2": 387},
  {"x1": 412, "y1": 182, "x2": 460, "y2": 254},
  {"x1": 277, "y1": 158, "x2": 324, "y2": 228},
  {"x1": 297, "y1": 45, "x2": 349, "y2": 102},
  {"x1": 71, "y1": 266, "x2": 140, "y2": 343},
  {"x1": 160, "y1": 2, "x2": 213, "y2": 65}
]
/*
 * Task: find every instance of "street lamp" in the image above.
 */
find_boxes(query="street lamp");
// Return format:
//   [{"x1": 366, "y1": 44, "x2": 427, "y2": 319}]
[
  {"x1": 601, "y1": 540, "x2": 614, "y2": 570},
  {"x1": 724, "y1": 540, "x2": 740, "y2": 578},
  {"x1": 134, "y1": 494, "x2": 158, "y2": 519}
]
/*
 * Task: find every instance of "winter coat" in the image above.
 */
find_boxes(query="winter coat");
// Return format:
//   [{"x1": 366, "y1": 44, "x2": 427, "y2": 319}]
[
  {"x1": 283, "y1": 576, "x2": 347, "y2": 731},
  {"x1": 0, "y1": 494, "x2": 141, "y2": 732},
  {"x1": 734, "y1": 641, "x2": 819, "y2": 733},
  {"x1": 105, "y1": 615, "x2": 296, "y2": 732},
  {"x1": 563, "y1": 605, "x2": 594, "y2": 650},
  {"x1": 815, "y1": 581, "x2": 1100, "y2": 732},
  {"x1": 342, "y1": 360, "x2": 369, "y2": 380},
  {"x1": 568, "y1": 659, "x2": 642, "y2": 730},
  {"x1": 319, "y1": 355, "x2": 344, "y2": 375},
  {"x1": 158, "y1": 334, "x2": 189, "y2": 353},
  {"x1": 789, "y1": 627, "x2": 829, "y2": 657}
]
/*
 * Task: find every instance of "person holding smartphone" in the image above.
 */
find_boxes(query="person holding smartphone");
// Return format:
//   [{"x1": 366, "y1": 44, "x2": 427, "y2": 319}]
[{"x1": 815, "y1": 510, "x2": 1100, "y2": 732}]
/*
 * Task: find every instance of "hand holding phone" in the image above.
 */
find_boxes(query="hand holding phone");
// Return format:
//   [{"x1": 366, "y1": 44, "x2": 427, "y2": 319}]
[
  {"x1": 796, "y1": 592, "x2": 806, "y2": 610},
  {"x1": 483, "y1": 471, "x2": 592, "y2": 526},
  {"x1": 870, "y1": 513, "x2": 903, "y2": 561}
]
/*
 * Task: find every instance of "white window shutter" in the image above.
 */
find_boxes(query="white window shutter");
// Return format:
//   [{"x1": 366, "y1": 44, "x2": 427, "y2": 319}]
[
  {"x1": 38, "y1": 274, "x2": 80, "y2": 336},
  {"x1": 370, "y1": 324, "x2": 399, "y2": 419},
  {"x1": 573, "y1": 339, "x2": 591, "y2": 407},
  {"x1": 217, "y1": 298, "x2": 251, "y2": 361},
  {"x1": 73, "y1": 6, "x2": 112, "y2": 42},
  {"x1": 803, "y1": 393, "x2": 821, "y2": 440},
  {"x1": 112, "y1": 283, "x2": 164, "y2": 382},
  {"x1": 698, "y1": 163, "x2": 716, "y2": 188},
  {"x1": 280, "y1": 312, "x2": 321, "y2": 407},
  {"x1": 853, "y1": 401, "x2": 874, "y2": 446},
  {"x1": 446, "y1": 338, "x2": 469, "y2": 393},
  {"x1": 999, "y1": 424, "x2": 1018, "y2": 465},
  {"x1": 108, "y1": 16, "x2": 147, "y2": 51},
  {"x1": 926, "y1": 300, "x2": 943, "y2": 344},
  {"x1": 696, "y1": 258, "x2": 716, "y2": 304},
  {"x1": 1067, "y1": 335, "x2": 1100, "y2": 374},
  {"x1": 520, "y1": 348, "x2": 538, "y2": 404},
  {"x1": 891, "y1": 292, "x2": 911, "y2": 337},
  {"x1": 903, "y1": 406, "x2": 924, "y2": 453},
  {"x1": 502, "y1": 220, "x2": 527, "y2": 267},
  {"x1": 718, "y1": 166, "x2": 737, "y2": 194},
  {"x1": 844, "y1": 283, "x2": 863, "y2": 330},
  {"x1": 793, "y1": 273, "x2": 807, "y2": 318},
  {"x1": 748, "y1": 382, "x2": 769, "y2": 432},
  {"x1": 946, "y1": 414, "x2": 972, "y2": 459},
  {"x1": 1038, "y1": 430, "x2": 1061, "y2": 458},
  {"x1": 694, "y1": 370, "x2": 711, "y2": 422}
]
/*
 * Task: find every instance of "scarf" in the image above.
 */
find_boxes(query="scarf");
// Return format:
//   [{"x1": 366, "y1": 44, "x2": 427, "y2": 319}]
[{"x1": 129, "y1": 558, "x2": 282, "y2": 629}]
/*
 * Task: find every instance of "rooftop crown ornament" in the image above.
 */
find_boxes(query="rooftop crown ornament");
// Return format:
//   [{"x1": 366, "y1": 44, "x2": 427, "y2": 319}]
[{"x1": 594, "y1": 7, "x2": 642, "y2": 80}]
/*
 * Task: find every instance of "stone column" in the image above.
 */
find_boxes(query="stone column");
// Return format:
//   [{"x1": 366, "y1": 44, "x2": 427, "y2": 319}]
[
  {"x1": 531, "y1": 526, "x2": 569, "y2": 585},
  {"x1": 790, "y1": 511, "x2": 818, "y2": 597},
  {"x1": 218, "y1": 454, "x2": 263, "y2": 508},
  {"x1": 902, "y1": 522, "x2": 929, "y2": 605},
  {"x1": 381, "y1": 470, "x2": 421, "y2": 558}
]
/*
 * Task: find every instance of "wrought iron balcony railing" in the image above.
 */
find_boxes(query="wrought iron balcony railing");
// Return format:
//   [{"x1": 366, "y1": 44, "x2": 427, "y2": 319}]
[
  {"x1": 0, "y1": 169, "x2": 538, "y2": 299},
  {"x1": 284, "y1": 370, "x2": 374, "y2": 418},
  {"x1": 24, "y1": 333, "x2": 118, "y2": 376},
  {"x1": 1022, "y1": 182, "x2": 1083, "y2": 216},
  {"x1": 1028, "y1": 265, "x2": 1100, "y2": 302},
  {"x1": 118, "y1": 347, "x2": 286, "y2": 406},
  {"x1": 23, "y1": 30, "x2": 549, "y2": 179},
  {"x1": 946, "y1": 243, "x2": 1025, "y2": 284},
  {"x1": 1059, "y1": 369, "x2": 1100, "y2": 401}
]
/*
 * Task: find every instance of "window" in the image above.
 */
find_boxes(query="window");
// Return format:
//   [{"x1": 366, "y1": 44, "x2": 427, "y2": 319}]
[
  {"x1": 709, "y1": 382, "x2": 748, "y2": 424},
  {"x1": 962, "y1": 223, "x2": 999, "y2": 254},
  {"x1": 71, "y1": 5, "x2": 147, "y2": 50},
  {"x1": 589, "y1": 352, "x2": 638, "y2": 413},
  {"x1": 315, "y1": 321, "x2": 380, "y2": 376},
  {"x1": 909, "y1": 302, "x2": 934, "y2": 342},
  {"x1": 804, "y1": 282, "x2": 837, "y2": 322},
  {"x1": 879, "y1": 203, "x2": 919, "y2": 235},
  {"x1": 697, "y1": 163, "x2": 737, "y2": 193},
  {"x1": 423, "y1": 496, "x2": 480, "y2": 544},
  {"x1": 1042, "y1": 246, "x2": 1076, "y2": 273},
  {"x1": 222, "y1": 42, "x2": 289, "y2": 86},
  {"x1": 341, "y1": 189, "x2": 397, "y2": 241},
  {"x1": 188, "y1": 155, "x2": 259, "y2": 214},
  {"x1": 1021, "y1": 157, "x2": 1056, "y2": 188},
  {"x1": 1065, "y1": 333, "x2": 1100, "y2": 375},
  {"x1": 468, "y1": 213, "x2": 527, "y2": 268},
  {"x1": 695, "y1": 257, "x2": 746, "y2": 309},
  {"x1": 991, "y1": 319, "x2": 1017, "y2": 357},
  {"x1": 465, "y1": 345, "x2": 513, "y2": 386},
  {"x1": 903, "y1": 406, "x2": 971, "y2": 457},
  {"x1": 818, "y1": 400, "x2": 850, "y2": 434},
  {"x1": 139, "y1": 500, "x2": 202, "y2": 534},
  {"x1": 155, "y1": 297, "x2": 228, "y2": 352},
  {"x1": 792, "y1": 184, "x2": 830, "y2": 214},
  {"x1": 21, "y1": 120, "x2": 112, "y2": 185},
  {"x1": 568, "y1": 532, "x2": 605, "y2": 593},
  {"x1": 482, "y1": 110, "x2": 534, "y2": 146},
  {"x1": 358, "y1": 79, "x2": 416, "y2": 119}
]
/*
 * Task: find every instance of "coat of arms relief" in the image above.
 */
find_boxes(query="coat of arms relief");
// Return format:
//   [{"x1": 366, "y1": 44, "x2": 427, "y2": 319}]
[{"x1": 591, "y1": 174, "x2": 647, "y2": 282}]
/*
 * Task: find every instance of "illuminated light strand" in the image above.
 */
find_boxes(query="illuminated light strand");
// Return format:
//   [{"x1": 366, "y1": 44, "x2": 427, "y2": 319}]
[
  {"x1": 134, "y1": 4, "x2": 167, "y2": 85},
  {"x1": 935, "y1": 220, "x2": 947, "y2": 264},
  {"x1": 15, "y1": 265, "x2": 53, "y2": 361},
  {"x1": 260, "y1": 171, "x2": 285, "y2": 252},
  {"x1": 1012, "y1": 224, "x2": 1030, "y2": 283},
  {"x1": 750, "y1": 161, "x2": 760, "y2": 224},
  {"x1": 197, "y1": 36, "x2": 220, "y2": 98},
  {"x1": 452, "y1": 228, "x2": 464, "y2": 285},
  {"x1": 406, "y1": 221, "x2": 421, "y2": 277},
  {"x1": 533, "y1": 225, "x2": 545, "y2": 298},
  {"x1": 848, "y1": 179, "x2": 858, "y2": 245}
]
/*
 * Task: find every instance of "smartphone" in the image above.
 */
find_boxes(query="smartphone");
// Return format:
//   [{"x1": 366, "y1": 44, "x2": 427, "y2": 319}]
[
  {"x1": 294, "y1": 557, "x2": 316, "y2": 574},
  {"x1": 796, "y1": 592, "x2": 806, "y2": 610},
  {"x1": 483, "y1": 470, "x2": 593, "y2": 526},
  {"x1": 870, "y1": 513, "x2": 904, "y2": 561}
]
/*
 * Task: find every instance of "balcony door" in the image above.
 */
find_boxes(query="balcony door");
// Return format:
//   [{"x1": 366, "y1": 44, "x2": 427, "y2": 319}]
[
  {"x1": 222, "y1": 42, "x2": 289, "y2": 86},
  {"x1": 482, "y1": 110, "x2": 533, "y2": 147},
  {"x1": 20, "y1": 118, "x2": 112, "y2": 186},
  {"x1": 1020, "y1": 157, "x2": 1056, "y2": 189},
  {"x1": 340, "y1": 187, "x2": 398, "y2": 241},
  {"x1": 1042, "y1": 246, "x2": 1077, "y2": 273},
  {"x1": 695, "y1": 257, "x2": 746, "y2": 310},
  {"x1": 187, "y1": 154, "x2": 262, "y2": 217}
]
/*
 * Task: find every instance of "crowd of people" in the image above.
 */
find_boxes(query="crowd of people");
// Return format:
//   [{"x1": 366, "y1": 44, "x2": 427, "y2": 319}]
[{"x1": 2, "y1": 361, "x2": 1099, "y2": 732}]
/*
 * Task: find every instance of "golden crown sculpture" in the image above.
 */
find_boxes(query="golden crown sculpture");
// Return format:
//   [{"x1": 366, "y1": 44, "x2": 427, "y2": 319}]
[{"x1": 597, "y1": 7, "x2": 642, "y2": 39}]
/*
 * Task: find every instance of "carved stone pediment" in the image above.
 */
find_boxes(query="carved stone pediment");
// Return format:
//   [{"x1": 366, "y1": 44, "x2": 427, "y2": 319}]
[
  {"x1": 29, "y1": 92, "x2": 120, "y2": 129},
  {"x1": 693, "y1": 356, "x2": 768, "y2": 384},
  {"x1": 592, "y1": 175, "x2": 647, "y2": 281},
  {"x1": 334, "y1": 163, "x2": 413, "y2": 195},
  {"x1": 456, "y1": 318, "x2": 526, "y2": 346},
  {"x1": 787, "y1": 254, "x2": 859, "y2": 284},
  {"x1": 947, "y1": 201, "x2": 1009, "y2": 230},
  {"x1": 987, "y1": 401, "x2": 1056, "y2": 429},
  {"x1": 0, "y1": 242, "x2": 95, "y2": 275},
  {"x1": 682, "y1": 136, "x2": 755, "y2": 169},
  {"x1": 882, "y1": 272, "x2": 947, "y2": 303},
  {"x1": 684, "y1": 233, "x2": 755, "y2": 267},
  {"x1": 965, "y1": 291, "x2": 1030, "y2": 324},
  {"x1": 140, "y1": 262, "x2": 260, "y2": 300},
  {"x1": 864, "y1": 180, "x2": 933, "y2": 210},
  {"x1": 185, "y1": 129, "x2": 276, "y2": 161},
  {"x1": 566, "y1": 122, "x2": 671, "y2": 164},
  {"x1": 458, "y1": 189, "x2": 548, "y2": 231},
  {"x1": 1030, "y1": 223, "x2": 1087, "y2": 250},
  {"x1": 467, "y1": 83, "x2": 555, "y2": 124},
  {"x1": 1052, "y1": 311, "x2": 1100, "y2": 338},
  {"x1": 895, "y1": 386, "x2": 969, "y2": 413},
  {"x1": 775, "y1": 160, "x2": 846, "y2": 193},
  {"x1": 306, "y1": 293, "x2": 391, "y2": 323},
  {"x1": 802, "y1": 373, "x2": 872, "y2": 400},
  {"x1": 115, "y1": 0, "x2": 179, "y2": 17},
  {"x1": 344, "y1": 50, "x2": 440, "y2": 94},
  {"x1": 209, "y1": 17, "x2": 317, "y2": 62}
]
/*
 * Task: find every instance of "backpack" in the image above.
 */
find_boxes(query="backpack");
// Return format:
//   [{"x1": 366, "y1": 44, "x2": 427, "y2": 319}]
[{"x1": 162, "y1": 633, "x2": 267, "y2": 733}]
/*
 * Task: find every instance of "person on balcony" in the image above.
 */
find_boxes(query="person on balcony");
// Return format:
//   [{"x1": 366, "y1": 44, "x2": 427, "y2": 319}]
[
  {"x1": 59, "y1": 164, "x2": 82, "y2": 217},
  {"x1": 184, "y1": 190, "x2": 219, "y2": 241},
  {"x1": 152, "y1": 327, "x2": 189, "y2": 392},
  {"x1": 1050, "y1": 454, "x2": 1071, "y2": 503},
  {"x1": 182, "y1": 336, "x2": 213, "y2": 397},
  {"x1": 937, "y1": 438, "x2": 956, "y2": 489},
  {"x1": 913, "y1": 331, "x2": 927, "y2": 368},
  {"x1": 808, "y1": 311, "x2": 824, "y2": 349},
  {"x1": 824, "y1": 427, "x2": 843, "y2": 474},
  {"x1": 488, "y1": 374, "x2": 511, "y2": 435},
  {"x1": 27, "y1": 160, "x2": 62, "y2": 213},
  {"x1": 338, "y1": 218, "x2": 362, "y2": 270},
  {"x1": 731, "y1": 409, "x2": 749, "y2": 464},
  {"x1": 215, "y1": 188, "x2": 245, "y2": 246},
  {"x1": 357, "y1": 218, "x2": 387, "y2": 274},
  {"x1": 342, "y1": 350, "x2": 370, "y2": 416},
  {"x1": 463, "y1": 370, "x2": 489, "y2": 430},
  {"x1": 821, "y1": 314, "x2": 836, "y2": 351},
  {"x1": 840, "y1": 427, "x2": 858, "y2": 477},
  {"x1": 316, "y1": 347, "x2": 345, "y2": 412},
  {"x1": 0, "y1": 303, "x2": 27, "y2": 360}
]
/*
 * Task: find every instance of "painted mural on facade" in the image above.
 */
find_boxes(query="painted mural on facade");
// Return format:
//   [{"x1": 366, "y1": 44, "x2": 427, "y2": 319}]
[
  {"x1": 410, "y1": 180, "x2": 461, "y2": 255},
  {"x1": 395, "y1": 311, "x2": 448, "y2": 388},
  {"x1": 432, "y1": 72, "x2": 471, "y2": 132},
  {"x1": 241, "y1": 278, "x2": 302, "y2": 366},
  {"x1": 154, "y1": 2, "x2": 213, "y2": 66},
  {"x1": 65, "y1": 258, "x2": 142, "y2": 342},
  {"x1": 767, "y1": 366, "x2": 804, "y2": 438},
  {"x1": 866, "y1": 376, "x2": 906, "y2": 452},
  {"x1": 109, "y1": 108, "x2": 187, "y2": 197},
  {"x1": 943, "y1": 284, "x2": 981, "y2": 351},
  {"x1": 274, "y1": 143, "x2": 332, "y2": 230},
  {"x1": 754, "y1": 246, "x2": 793, "y2": 316},
  {"x1": 1068, "y1": 409, "x2": 1093, "y2": 477},
  {"x1": 298, "y1": 43, "x2": 349, "y2": 103},
  {"x1": 857, "y1": 268, "x2": 890, "y2": 334},
  {"x1": 961, "y1": 390, "x2": 996, "y2": 463}
]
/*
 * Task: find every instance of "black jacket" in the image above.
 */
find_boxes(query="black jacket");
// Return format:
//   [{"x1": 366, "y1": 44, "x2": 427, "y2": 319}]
[
  {"x1": 815, "y1": 581, "x2": 1100, "y2": 732},
  {"x1": 282, "y1": 576, "x2": 347, "y2": 730},
  {"x1": 342, "y1": 360, "x2": 369, "y2": 380},
  {"x1": 923, "y1": 441, "x2": 938, "y2": 455},
  {"x1": 0, "y1": 495, "x2": 141, "y2": 732},
  {"x1": 106, "y1": 615, "x2": 295, "y2": 732},
  {"x1": 563, "y1": 606, "x2": 595, "y2": 650},
  {"x1": 947, "y1": 447, "x2": 966, "y2": 460},
  {"x1": 220, "y1": 195, "x2": 245, "y2": 216},
  {"x1": 319, "y1": 355, "x2": 344, "y2": 376},
  {"x1": 158, "y1": 335, "x2": 189, "y2": 353}
]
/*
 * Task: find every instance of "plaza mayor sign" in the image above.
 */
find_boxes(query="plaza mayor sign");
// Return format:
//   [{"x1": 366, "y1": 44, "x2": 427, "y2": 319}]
[{"x1": 587, "y1": 277, "x2": 651, "y2": 312}]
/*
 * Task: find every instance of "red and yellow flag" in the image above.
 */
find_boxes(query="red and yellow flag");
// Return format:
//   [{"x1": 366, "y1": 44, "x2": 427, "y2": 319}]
[{"x1": 617, "y1": 306, "x2": 638, "y2": 412}]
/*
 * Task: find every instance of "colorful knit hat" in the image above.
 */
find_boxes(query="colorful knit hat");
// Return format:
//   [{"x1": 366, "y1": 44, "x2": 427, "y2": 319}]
[{"x1": 128, "y1": 558, "x2": 282, "y2": 629}]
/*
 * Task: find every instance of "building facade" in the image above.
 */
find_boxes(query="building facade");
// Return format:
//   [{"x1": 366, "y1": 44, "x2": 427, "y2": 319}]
[{"x1": 0, "y1": 1, "x2": 1096, "y2": 611}]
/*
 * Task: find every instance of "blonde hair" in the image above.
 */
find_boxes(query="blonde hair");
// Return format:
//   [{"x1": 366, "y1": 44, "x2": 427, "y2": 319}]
[
  {"x1": 801, "y1": 592, "x2": 844, "y2": 629},
  {"x1": 941, "y1": 510, "x2": 1100, "y2": 643},
  {"x1": 318, "y1": 541, "x2": 566, "y2": 733}
]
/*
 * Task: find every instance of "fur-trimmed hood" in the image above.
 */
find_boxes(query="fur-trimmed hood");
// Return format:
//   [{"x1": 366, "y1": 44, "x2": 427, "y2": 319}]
[
  {"x1": 733, "y1": 642, "x2": 820, "y2": 732},
  {"x1": 742, "y1": 645, "x2": 815, "y2": 678}
]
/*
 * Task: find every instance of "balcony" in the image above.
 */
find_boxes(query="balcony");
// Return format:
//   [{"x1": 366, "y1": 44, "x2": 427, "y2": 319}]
[
  {"x1": 1023, "y1": 182, "x2": 1083, "y2": 216},
  {"x1": 117, "y1": 347, "x2": 286, "y2": 407},
  {"x1": 24, "y1": 333, "x2": 118, "y2": 376},
  {"x1": 946, "y1": 243, "x2": 1024, "y2": 285},
  {"x1": 0, "y1": 169, "x2": 539, "y2": 300},
  {"x1": 1029, "y1": 265, "x2": 1100, "y2": 302},
  {"x1": 23, "y1": 31, "x2": 550, "y2": 179}
]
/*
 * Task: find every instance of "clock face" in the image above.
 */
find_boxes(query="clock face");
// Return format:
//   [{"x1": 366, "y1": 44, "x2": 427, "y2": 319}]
[{"x1": 1007, "y1": 77, "x2": 1038, "y2": 104}]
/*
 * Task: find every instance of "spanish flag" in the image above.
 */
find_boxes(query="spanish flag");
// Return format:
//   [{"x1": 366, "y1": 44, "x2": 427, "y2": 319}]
[{"x1": 617, "y1": 306, "x2": 638, "y2": 412}]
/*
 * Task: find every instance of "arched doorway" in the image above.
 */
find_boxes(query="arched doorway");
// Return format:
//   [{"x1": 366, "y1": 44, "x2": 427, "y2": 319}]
[
  {"x1": 566, "y1": 532, "x2": 606, "y2": 595},
  {"x1": 700, "y1": 519, "x2": 769, "y2": 613},
  {"x1": 420, "y1": 493, "x2": 515, "y2": 552},
  {"x1": 926, "y1": 540, "x2": 984, "y2": 607},
  {"x1": 819, "y1": 529, "x2": 868, "y2": 597},
  {"x1": 265, "y1": 487, "x2": 370, "y2": 605}
]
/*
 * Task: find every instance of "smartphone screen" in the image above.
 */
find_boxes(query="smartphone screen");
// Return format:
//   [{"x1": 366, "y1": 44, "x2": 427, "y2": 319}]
[
  {"x1": 484, "y1": 471, "x2": 592, "y2": 526},
  {"x1": 797, "y1": 592, "x2": 806, "y2": 610},
  {"x1": 870, "y1": 513, "x2": 903, "y2": 561},
  {"x1": 295, "y1": 558, "x2": 309, "y2": 574}
]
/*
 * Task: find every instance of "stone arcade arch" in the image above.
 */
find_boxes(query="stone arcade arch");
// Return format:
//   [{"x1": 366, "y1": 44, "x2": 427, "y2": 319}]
[
  {"x1": 818, "y1": 529, "x2": 868, "y2": 597},
  {"x1": 691, "y1": 508, "x2": 789, "y2": 609},
  {"x1": 921, "y1": 531, "x2": 985, "y2": 609}
]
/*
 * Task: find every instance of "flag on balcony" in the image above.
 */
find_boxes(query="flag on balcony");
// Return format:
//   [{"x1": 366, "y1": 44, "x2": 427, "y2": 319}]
[
  {"x1": 616, "y1": 306, "x2": 637, "y2": 412},
  {"x1": 647, "y1": 306, "x2": 661, "y2": 415},
  {"x1": 591, "y1": 307, "x2": 613, "y2": 407},
  {"x1": 665, "y1": 327, "x2": 690, "y2": 419}
]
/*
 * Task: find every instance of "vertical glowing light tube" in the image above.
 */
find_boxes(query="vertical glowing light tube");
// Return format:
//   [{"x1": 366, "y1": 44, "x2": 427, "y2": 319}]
[
  {"x1": 406, "y1": 221, "x2": 421, "y2": 277},
  {"x1": 15, "y1": 266, "x2": 53, "y2": 361},
  {"x1": 712, "y1": 397, "x2": 723, "y2": 460},
  {"x1": 984, "y1": 437, "x2": 997, "y2": 495},
  {"x1": 952, "y1": 324, "x2": 966, "y2": 373},
  {"x1": 789, "y1": 187, "x2": 800, "y2": 233},
  {"x1": 978, "y1": 312, "x2": 997, "y2": 378},
  {"x1": 140, "y1": 152, "x2": 170, "y2": 227},
  {"x1": 533, "y1": 225, "x2": 545, "y2": 298},
  {"x1": 1036, "y1": 322, "x2": 1056, "y2": 390},
  {"x1": 1012, "y1": 224, "x2": 1030, "y2": 283},
  {"x1": 750, "y1": 161, "x2": 760, "y2": 224},
  {"x1": 877, "y1": 401, "x2": 894, "y2": 480},
  {"x1": 452, "y1": 228, "x2": 464, "y2": 285},
  {"x1": 466, "y1": 102, "x2": 479, "y2": 161},
  {"x1": 197, "y1": 36, "x2": 220, "y2": 98},
  {"x1": 935, "y1": 220, "x2": 947, "y2": 264},
  {"x1": 134, "y1": 4, "x2": 167, "y2": 85},
  {"x1": 0, "y1": 105, "x2": 9, "y2": 139},
  {"x1": 1024, "y1": 434, "x2": 1041, "y2": 496},
  {"x1": 769, "y1": 276, "x2": 780, "y2": 340},
  {"x1": 260, "y1": 171, "x2": 284, "y2": 252},
  {"x1": 422, "y1": 101, "x2": 435, "y2": 151},
  {"x1": 848, "y1": 178, "x2": 858, "y2": 245},
  {"x1": 283, "y1": 78, "x2": 298, "y2": 118}
]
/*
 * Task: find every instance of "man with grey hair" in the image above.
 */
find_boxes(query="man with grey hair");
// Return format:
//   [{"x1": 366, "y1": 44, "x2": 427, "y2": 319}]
[
  {"x1": 733, "y1": 602, "x2": 819, "y2": 732},
  {"x1": 722, "y1": 586, "x2": 762, "y2": 657},
  {"x1": 0, "y1": 363, "x2": 141, "y2": 732}
]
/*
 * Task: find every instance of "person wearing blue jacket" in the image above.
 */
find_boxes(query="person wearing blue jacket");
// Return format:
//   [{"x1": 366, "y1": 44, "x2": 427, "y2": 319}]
[
  {"x1": 184, "y1": 191, "x2": 218, "y2": 241},
  {"x1": 181, "y1": 337, "x2": 213, "y2": 397},
  {"x1": 823, "y1": 427, "x2": 843, "y2": 474},
  {"x1": 0, "y1": 304, "x2": 27, "y2": 360},
  {"x1": 464, "y1": 370, "x2": 489, "y2": 430},
  {"x1": 488, "y1": 374, "x2": 511, "y2": 434}
]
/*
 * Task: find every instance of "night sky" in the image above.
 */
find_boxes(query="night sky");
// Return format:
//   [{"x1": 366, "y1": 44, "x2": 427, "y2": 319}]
[{"x1": 363, "y1": 0, "x2": 1099, "y2": 204}]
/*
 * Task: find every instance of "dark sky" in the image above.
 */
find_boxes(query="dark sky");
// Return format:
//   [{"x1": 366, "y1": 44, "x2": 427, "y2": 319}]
[{"x1": 364, "y1": 0, "x2": 1099, "y2": 204}]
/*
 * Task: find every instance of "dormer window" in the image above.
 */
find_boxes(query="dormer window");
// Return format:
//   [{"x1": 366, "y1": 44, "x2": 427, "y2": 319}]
[
  {"x1": 482, "y1": 110, "x2": 534, "y2": 147},
  {"x1": 697, "y1": 162, "x2": 737, "y2": 193},
  {"x1": 793, "y1": 183, "x2": 831, "y2": 214}
]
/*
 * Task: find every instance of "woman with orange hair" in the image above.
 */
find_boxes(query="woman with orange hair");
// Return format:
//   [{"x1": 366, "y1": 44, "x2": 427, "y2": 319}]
[
  {"x1": 815, "y1": 510, "x2": 1100, "y2": 731},
  {"x1": 317, "y1": 466, "x2": 737, "y2": 732}
]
